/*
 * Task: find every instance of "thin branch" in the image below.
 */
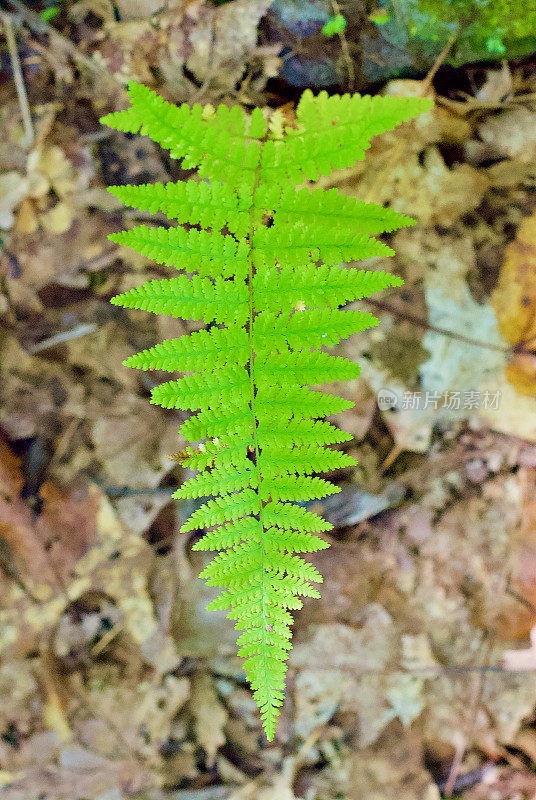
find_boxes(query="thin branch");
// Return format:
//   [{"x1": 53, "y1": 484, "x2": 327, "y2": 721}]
[
  {"x1": 421, "y1": 30, "x2": 458, "y2": 95},
  {"x1": 362, "y1": 296, "x2": 525, "y2": 355},
  {"x1": 0, "y1": 9, "x2": 34, "y2": 146},
  {"x1": 331, "y1": 0, "x2": 354, "y2": 92}
]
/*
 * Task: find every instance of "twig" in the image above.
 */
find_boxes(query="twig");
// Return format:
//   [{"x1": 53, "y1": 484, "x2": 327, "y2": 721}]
[
  {"x1": 0, "y1": 9, "x2": 34, "y2": 146},
  {"x1": 362, "y1": 296, "x2": 524, "y2": 355},
  {"x1": 331, "y1": 0, "x2": 354, "y2": 92},
  {"x1": 27, "y1": 323, "x2": 97, "y2": 354},
  {"x1": 421, "y1": 30, "x2": 458, "y2": 95}
]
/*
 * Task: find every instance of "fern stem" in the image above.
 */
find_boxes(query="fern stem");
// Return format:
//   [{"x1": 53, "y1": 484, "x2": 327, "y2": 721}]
[{"x1": 246, "y1": 143, "x2": 273, "y2": 731}]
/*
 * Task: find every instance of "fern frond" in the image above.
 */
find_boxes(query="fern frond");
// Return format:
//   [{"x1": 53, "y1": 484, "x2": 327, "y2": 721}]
[
  {"x1": 257, "y1": 418, "x2": 352, "y2": 447},
  {"x1": 262, "y1": 501, "x2": 332, "y2": 533},
  {"x1": 269, "y1": 186, "x2": 415, "y2": 234},
  {"x1": 180, "y1": 407, "x2": 252, "y2": 441},
  {"x1": 255, "y1": 385, "x2": 355, "y2": 420},
  {"x1": 253, "y1": 308, "x2": 379, "y2": 351},
  {"x1": 190, "y1": 516, "x2": 262, "y2": 550},
  {"x1": 172, "y1": 464, "x2": 255, "y2": 500},
  {"x1": 253, "y1": 225, "x2": 393, "y2": 269},
  {"x1": 101, "y1": 82, "x2": 260, "y2": 183},
  {"x1": 181, "y1": 490, "x2": 260, "y2": 531},
  {"x1": 256, "y1": 350, "x2": 360, "y2": 386},
  {"x1": 102, "y1": 82, "x2": 432, "y2": 740},
  {"x1": 258, "y1": 444, "x2": 356, "y2": 476},
  {"x1": 259, "y1": 474, "x2": 341, "y2": 502},
  {"x1": 285, "y1": 89, "x2": 432, "y2": 180}
]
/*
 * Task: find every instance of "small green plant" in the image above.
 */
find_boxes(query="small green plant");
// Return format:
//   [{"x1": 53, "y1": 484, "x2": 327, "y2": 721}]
[
  {"x1": 40, "y1": 6, "x2": 60, "y2": 21},
  {"x1": 322, "y1": 12, "x2": 347, "y2": 36},
  {"x1": 101, "y1": 83, "x2": 431, "y2": 739}
]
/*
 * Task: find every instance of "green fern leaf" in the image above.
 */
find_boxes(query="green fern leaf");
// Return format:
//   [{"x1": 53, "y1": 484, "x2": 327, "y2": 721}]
[
  {"x1": 124, "y1": 325, "x2": 249, "y2": 373},
  {"x1": 111, "y1": 276, "x2": 248, "y2": 326},
  {"x1": 108, "y1": 181, "x2": 252, "y2": 238},
  {"x1": 101, "y1": 81, "x2": 432, "y2": 740},
  {"x1": 253, "y1": 265, "x2": 403, "y2": 312},
  {"x1": 109, "y1": 224, "x2": 249, "y2": 279},
  {"x1": 150, "y1": 366, "x2": 249, "y2": 411}
]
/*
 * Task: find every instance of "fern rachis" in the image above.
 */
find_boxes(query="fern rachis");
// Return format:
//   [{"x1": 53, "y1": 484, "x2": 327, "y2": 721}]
[{"x1": 101, "y1": 83, "x2": 431, "y2": 740}]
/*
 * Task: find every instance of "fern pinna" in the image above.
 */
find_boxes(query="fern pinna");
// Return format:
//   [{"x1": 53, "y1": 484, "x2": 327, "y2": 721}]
[{"x1": 101, "y1": 83, "x2": 431, "y2": 739}]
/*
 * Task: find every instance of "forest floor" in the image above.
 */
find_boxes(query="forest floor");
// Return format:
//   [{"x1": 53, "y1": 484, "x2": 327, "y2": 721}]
[{"x1": 1, "y1": 2, "x2": 536, "y2": 799}]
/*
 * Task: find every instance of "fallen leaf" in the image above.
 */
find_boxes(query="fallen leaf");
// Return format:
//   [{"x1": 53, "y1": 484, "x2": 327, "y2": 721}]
[
  {"x1": 478, "y1": 107, "x2": 536, "y2": 161},
  {"x1": 290, "y1": 606, "x2": 423, "y2": 745},
  {"x1": 189, "y1": 672, "x2": 228, "y2": 767},
  {"x1": 492, "y1": 209, "x2": 536, "y2": 395},
  {"x1": 503, "y1": 626, "x2": 536, "y2": 671},
  {"x1": 0, "y1": 435, "x2": 98, "y2": 595},
  {"x1": 186, "y1": 0, "x2": 273, "y2": 90},
  {"x1": 40, "y1": 202, "x2": 74, "y2": 235},
  {"x1": 0, "y1": 172, "x2": 29, "y2": 230},
  {"x1": 420, "y1": 275, "x2": 506, "y2": 418}
]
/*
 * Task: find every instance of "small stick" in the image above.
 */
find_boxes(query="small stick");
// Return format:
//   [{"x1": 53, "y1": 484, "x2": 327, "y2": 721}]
[
  {"x1": 331, "y1": 0, "x2": 354, "y2": 92},
  {"x1": 362, "y1": 296, "x2": 516, "y2": 355},
  {"x1": 420, "y1": 30, "x2": 458, "y2": 95},
  {"x1": 0, "y1": 10, "x2": 34, "y2": 146},
  {"x1": 28, "y1": 323, "x2": 97, "y2": 354}
]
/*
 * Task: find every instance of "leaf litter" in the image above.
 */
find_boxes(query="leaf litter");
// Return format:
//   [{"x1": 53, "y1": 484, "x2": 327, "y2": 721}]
[{"x1": 1, "y1": 8, "x2": 536, "y2": 800}]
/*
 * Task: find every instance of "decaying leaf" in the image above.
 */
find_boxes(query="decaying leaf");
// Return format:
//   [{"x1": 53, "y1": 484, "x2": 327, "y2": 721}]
[
  {"x1": 503, "y1": 627, "x2": 536, "y2": 671},
  {"x1": 189, "y1": 672, "x2": 228, "y2": 767},
  {"x1": 186, "y1": 0, "x2": 273, "y2": 89},
  {"x1": 492, "y1": 209, "x2": 536, "y2": 396}
]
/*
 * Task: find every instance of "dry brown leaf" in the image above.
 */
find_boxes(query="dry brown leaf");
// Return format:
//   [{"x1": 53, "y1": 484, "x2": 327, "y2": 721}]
[
  {"x1": 0, "y1": 337, "x2": 85, "y2": 440},
  {"x1": 186, "y1": 0, "x2": 273, "y2": 90},
  {"x1": 0, "y1": 435, "x2": 98, "y2": 596},
  {"x1": 503, "y1": 626, "x2": 536, "y2": 671},
  {"x1": 189, "y1": 672, "x2": 228, "y2": 767},
  {"x1": 492, "y1": 209, "x2": 536, "y2": 396},
  {"x1": 478, "y1": 107, "x2": 536, "y2": 161}
]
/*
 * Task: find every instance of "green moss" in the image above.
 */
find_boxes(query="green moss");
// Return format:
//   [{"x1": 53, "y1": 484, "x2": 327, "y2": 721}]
[{"x1": 380, "y1": 0, "x2": 536, "y2": 64}]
